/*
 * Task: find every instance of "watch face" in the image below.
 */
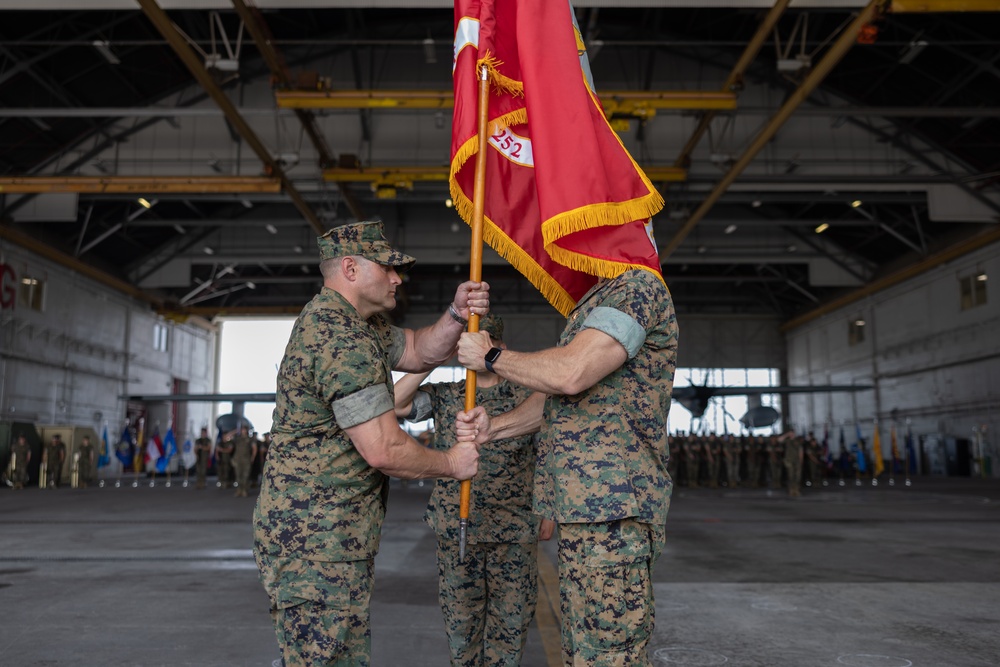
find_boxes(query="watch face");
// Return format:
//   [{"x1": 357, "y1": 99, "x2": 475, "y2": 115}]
[{"x1": 485, "y1": 347, "x2": 502, "y2": 362}]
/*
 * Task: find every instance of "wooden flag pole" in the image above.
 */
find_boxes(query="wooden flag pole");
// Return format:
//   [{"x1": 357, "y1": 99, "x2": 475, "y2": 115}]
[{"x1": 459, "y1": 64, "x2": 491, "y2": 562}]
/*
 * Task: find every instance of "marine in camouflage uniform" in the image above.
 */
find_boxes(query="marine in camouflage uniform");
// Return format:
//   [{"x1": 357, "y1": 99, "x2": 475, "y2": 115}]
[
  {"x1": 194, "y1": 428, "x2": 212, "y2": 489},
  {"x1": 76, "y1": 436, "x2": 95, "y2": 488},
  {"x1": 705, "y1": 434, "x2": 721, "y2": 489},
  {"x1": 396, "y1": 315, "x2": 547, "y2": 667},
  {"x1": 745, "y1": 436, "x2": 764, "y2": 488},
  {"x1": 253, "y1": 220, "x2": 488, "y2": 667},
  {"x1": 11, "y1": 435, "x2": 31, "y2": 490},
  {"x1": 458, "y1": 269, "x2": 678, "y2": 666},
  {"x1": 215, "y1": 434, "x2": 234, "y2": 489},
  {"x1": 766, "y1": 435, "x2": 783, "y2": 490},
  {"x1": 722, "y1": 434, "x2": 741, "y2": 488},
  {"x1": 43, "y1": 435, "x2": 66, "y2": 489},
  {"x1": 230, "y1": 426, "x2": 258, "y2": 497},
  {"x1": 681, "y1": 436, "x2": 698, "y2": 487},
  {"x1": 782, "y1": 432, "x2": 804, "y2": 497}
]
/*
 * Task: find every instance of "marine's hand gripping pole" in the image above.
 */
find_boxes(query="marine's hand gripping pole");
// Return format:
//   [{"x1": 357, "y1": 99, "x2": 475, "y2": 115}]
[{"x1": 459, "y1": 64, "x2": 490, "y2": 562}]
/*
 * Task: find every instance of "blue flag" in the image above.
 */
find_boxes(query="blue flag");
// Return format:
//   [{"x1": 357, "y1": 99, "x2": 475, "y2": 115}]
[
  {"x1": 98, "y1": 422, "x2": 111, "y2": 468},
  {"x1": 115, "y1": 423, "x2": 135, "y2": 467},
  {"x1": 157, "y1": 425, "x2": 177, "y2": 473},
  {"x1": 853, "y1": 423, "x2": 867, "y2": 473},
  {"x1": 905, "y1": 428, "x2": 918, "y2": 474}
]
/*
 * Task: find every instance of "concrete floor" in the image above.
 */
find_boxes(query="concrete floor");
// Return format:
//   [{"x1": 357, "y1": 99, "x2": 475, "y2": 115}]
[{"x1": 1, "y1": 474, "x2": 998, "y2": 666}]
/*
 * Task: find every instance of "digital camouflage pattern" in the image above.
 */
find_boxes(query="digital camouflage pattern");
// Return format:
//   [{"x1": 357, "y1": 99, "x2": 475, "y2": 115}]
[
  {"x1": 411, "y1": 374, "x2": 540, "y2": 667},
  {"x1": 269, "y1": 558, "x2": 373, "y2": 667},
  {"x1": 767, "y1": 436, "x2": 783, "y2": 490},
  {"x1": 77, "y1": 440, "x2": 95, "y2": 487},
  {"x1": 11, "y1": 439, "x2": 30, "y2": 488},
  {"x1": 723, "y1": 435, "x2": 741, "y2": 487},
  {"x1": 436, "y1": 539, "x2": 538, "y2": 667},
  {"x1": 44, "y1": 439, "x2": 65, "y2": 487},
  {"x1": 534, "y1": 269, "x2": 678, "y2": 525},
  {"x1": 194, "y1": 436, "x2": 212, "y2": 488},
  {"x1": 254, "y1": 286, "x2": 402, "y2": 665},
  {"x1": 232, "y1": 433, "x2": 255, "y2": 492},
  {"x1": 784, "y1": 435, "x2": 804, "y2": 496},
  {"x1": 317, "y1": 220, "x2": 416, "y2": 269},
  {"x1": 558, "y1": 519, "x2": 664, "y2": 666},
  {"x1": 418, "y1": 380, "x2": 538, "y2": 543}
]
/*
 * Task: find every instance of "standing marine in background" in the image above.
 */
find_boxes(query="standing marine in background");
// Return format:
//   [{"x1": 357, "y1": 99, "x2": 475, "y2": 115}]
[
  {"x1": 722, "y1": 434, "x2": 741, "y2": 488},
  {"x1": 194, "y1": 427, "x2": 213, "y2": 489},
  {"x1": 76, "y1": 435, "x2": 96, "y2": 488},
  {"x1": 43, "y1": 434, "x2": 66, "y2": 489},
  {"x1": 394, "y1": 313, "x2": 555, "y2": 667},
  {"x1": 216, "y1": 430, "x2": 235, "y2": 489},
  {"x1": 11, "y1": 435, "x2": 31, "y2": 490},
  {"x1": 782, "y1": 431, "x2": 804, "y2": 497},
  {"x1": 231, "y1": 425, "x2": 258, "y2": 497}
]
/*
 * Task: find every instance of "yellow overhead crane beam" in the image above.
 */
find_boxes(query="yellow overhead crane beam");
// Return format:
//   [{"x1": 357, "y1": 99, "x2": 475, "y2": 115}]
[
  {"x1": 0, "y1": 176, "x2": 282, "y2": 195},
  {"x1": 277, "y1": 90, "x2": 737, "y2": 116},
  {"x1": 891, "y1": 0, "x2": 1000, "y2": 10},
  {"x1": 323, "y1": 165, "x2": 687, "y2": 195}
]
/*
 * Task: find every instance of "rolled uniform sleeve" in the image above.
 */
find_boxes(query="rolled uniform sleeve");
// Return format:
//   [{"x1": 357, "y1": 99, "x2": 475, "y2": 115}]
[
  {"x1": 582, "y1": 306, "x2": 646, "y2": 359},
  {"x1": 332, "y1": 384, "x2": 394, "y2": 429}
]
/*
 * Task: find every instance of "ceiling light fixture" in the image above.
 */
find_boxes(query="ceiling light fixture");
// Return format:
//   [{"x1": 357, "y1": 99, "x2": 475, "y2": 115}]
[
  {"x1": 899, "y1": 39, "x2": 928, "y2": 65},
  {"x1": 203, "y1": 246, "x2": 215, "y2": 255},
  {"x1": 239, "y1": 198, "x2": 253, "y2": 209},
  {"x1": 137, "y1": 197, "x2": 153, "y2": 209},
  {"x1": 751, "y1": 199, "x2": 762, "y2": 208},
  {"x1": 977, "y1": 272, "x2": 988, "y2": 282},
  {"x1": 854, "y1": 318, "x2": 866, "y2": 327},
  {"x1": 92, "y1": 40, "x2": 121, "y2": 65},
  {"x1": 724, "y1": 224, "x2": 737, "y2": 235},
  {"x1": 815, "y1": 223, "x2": 830, "y2": 234},
  {"x1": 423, "y1": 36, "x2": 437, "y2": 64},
  {"x1": 173, "y1": 224, "x2": 186, "y2": 235},
  {"x1": 851, "y1": 199, "x2": 863, "y2": 208},
  {"x1": 264, "y1": 224, "x2": 278, "y2": 235}
]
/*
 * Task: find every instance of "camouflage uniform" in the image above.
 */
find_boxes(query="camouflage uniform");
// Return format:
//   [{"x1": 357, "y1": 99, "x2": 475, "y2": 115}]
[
  {"x1": 44, "y1": 437, "x2": 66, "y2": 488},
  {"x1": 667, "y1": 436, "x2": 678, "y2": 482},
  {"x1": 681, "y1": 436, "x2": 698, "y2": 487},
  {"x1": 254, "y1": 221, "x2": 417, "y2": 667},
  {"x1": 532, "y1": 270, "x2": 677, "y2": 666},
  {"x1": 783, "y1": 436, "x2": 803, "y2": 497},
  {"x1": 411, "y1": 374, "x2": 538, "y2": 667},
  {"x1": 11, "y1": 437, "x2": 31, "y2": 489},
  {"x1": 194, "y1": 436, "x2": 212, "y2": 489},
  {"x1": 215, "y1": 437, "x2": 234, "y2": 488},
  {"x1": 231, "y1": 432, "x2": 256, "y2": 496},
  {"x1": 766, "y1": 436, "x2": 783, "y2": 490},
  {"x1": 705, "y1": 435, "x2": 721, "y2": 488},
  {"x1": 77, "y1": 438, "x2": 95, "y2": 488},
  {"x1": 722, "y1": 435, "x2": 741, "y2": 488},
  {"x1": 745, "y1": 437, "x2": 764, "y2": 488}
]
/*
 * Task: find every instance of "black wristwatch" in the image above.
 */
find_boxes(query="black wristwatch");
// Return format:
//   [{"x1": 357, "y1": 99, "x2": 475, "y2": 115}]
[{"x1": 484, "y1": 347, "x2": 503, "y2": 373}]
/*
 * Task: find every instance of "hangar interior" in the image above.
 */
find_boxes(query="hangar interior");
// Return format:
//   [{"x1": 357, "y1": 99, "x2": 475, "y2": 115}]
[{"x1": 0, "y1": 0, "x2": 998, "y2": 477}]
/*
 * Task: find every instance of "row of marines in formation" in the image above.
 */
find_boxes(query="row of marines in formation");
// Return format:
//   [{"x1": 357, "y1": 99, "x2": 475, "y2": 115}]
[
  {"x1": 668, "y1": 432, "x2": 882, "y2": 494},
  {"x1": 6, "y1": 427, "x2": 272, "y2": 495}
]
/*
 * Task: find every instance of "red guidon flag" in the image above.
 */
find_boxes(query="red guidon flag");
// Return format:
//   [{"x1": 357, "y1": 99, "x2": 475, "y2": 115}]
[{"x1": 450, "y1": 0, "x2": 665, "y2": 316}]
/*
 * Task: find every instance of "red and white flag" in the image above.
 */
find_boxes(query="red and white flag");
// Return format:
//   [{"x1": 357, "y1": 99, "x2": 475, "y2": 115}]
[{"x1": 450, "y1": 0, "x2": 664, "y2": 316}]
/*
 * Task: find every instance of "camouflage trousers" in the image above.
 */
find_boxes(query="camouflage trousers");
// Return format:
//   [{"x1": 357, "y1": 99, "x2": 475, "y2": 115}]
[
  {"x1": 785, "y1": 460, "x2": 802, "y2": 495},
  {"x1": 436, "y1": 538, "x2": 538, "y2": 667},
  {"x1": 195, "y1": 460, "x2": 207, "y2": 487},
  {"x1": 558, "y1": 519, "x2": 664, "y2": 667},
  {"x1": 725, "y1": 456, "x2": 740, "y2": 487},
  {"x1": 233, "y1": 456, "x2": 252, "y2": 489},
  {"x1": 258, "y1": 556, "x2": 374, "y2": 667}
]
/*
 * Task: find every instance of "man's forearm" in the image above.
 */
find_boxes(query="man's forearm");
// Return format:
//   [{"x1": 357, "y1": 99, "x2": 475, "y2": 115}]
[
  {"x1": 398, "y1": 312, "x2": 466, "y2": 372},
  {"x1": 488, "y1": 392, "x2": 546, "y2": 442}
]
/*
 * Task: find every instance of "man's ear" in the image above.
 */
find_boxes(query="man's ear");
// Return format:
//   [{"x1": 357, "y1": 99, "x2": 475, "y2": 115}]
[{"x1": 341, "y1": 256, "x2": 359, "y2": 281}]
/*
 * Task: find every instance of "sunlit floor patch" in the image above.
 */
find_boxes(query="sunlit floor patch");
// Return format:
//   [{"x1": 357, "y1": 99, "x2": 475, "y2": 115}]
[
  {"x1": 837, "y1": 654, "x2": 913, "y2": 667},
  {"x1": 653, "y1": 647, "x2": 729, "y2": 665}
]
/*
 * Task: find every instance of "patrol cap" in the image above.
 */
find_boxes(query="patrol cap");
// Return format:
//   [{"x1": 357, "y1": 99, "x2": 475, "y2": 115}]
[
  {"x1": 479, "y1": 312, "x2": 504, "y2": 342},
  {"x1": 317, "y1": 220, "x2": 416, "y2": 270}
]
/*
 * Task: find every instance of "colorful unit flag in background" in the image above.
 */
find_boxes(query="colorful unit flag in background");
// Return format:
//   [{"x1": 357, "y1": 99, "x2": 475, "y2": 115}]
[
  {"x1": 146, "y1": 424, "x2": 162, "y2": 468},
  {"x1": 181, "y1": 436, "x2": 197, "y2": 469},
  {"x1": 450, "y1": 0, "x2": 665, "y2": 315},
  {"x1": 157, "y1": 425, "x2": 177, "y2": 473},
  {"x1": 115, "y1": 423, "x2": 134, "y2": 468},
  {"x1": 872, "y1": 423, "x2": 884, "y2": 476},
  {"x1": 98, "y1": 422, "x2": 111, "y2": 468}
]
